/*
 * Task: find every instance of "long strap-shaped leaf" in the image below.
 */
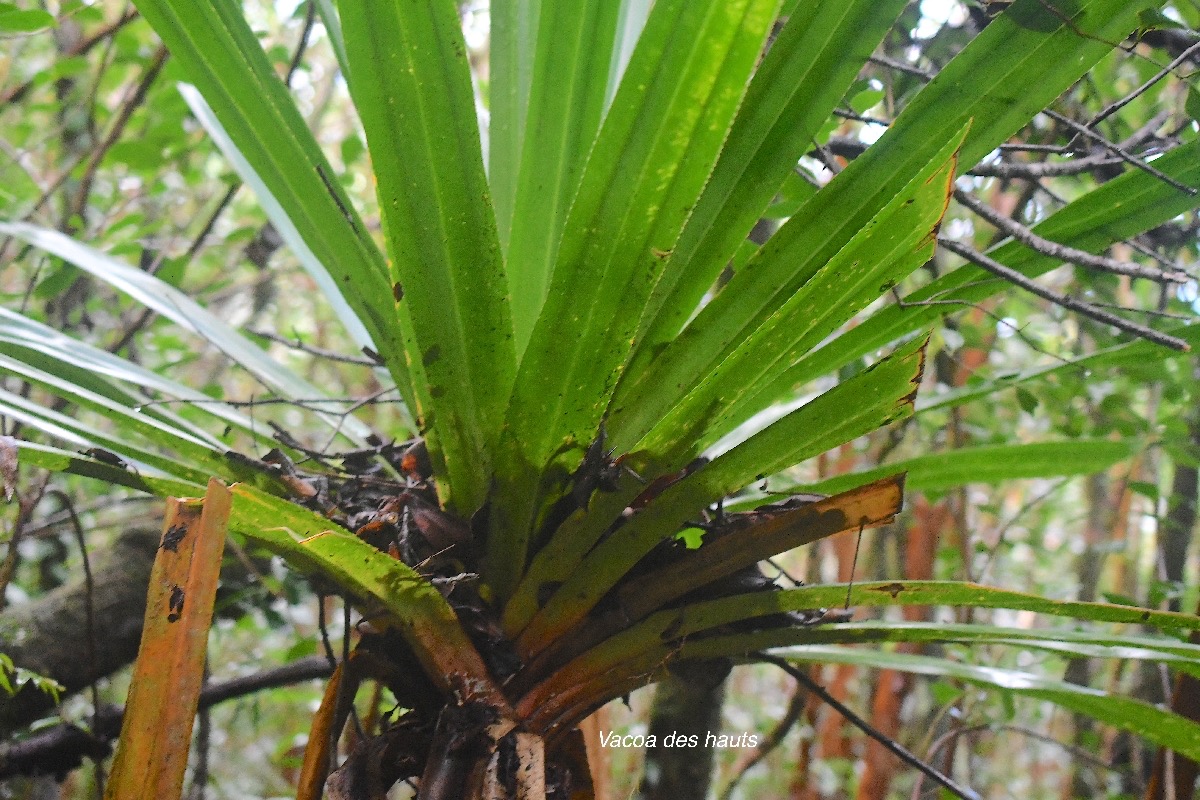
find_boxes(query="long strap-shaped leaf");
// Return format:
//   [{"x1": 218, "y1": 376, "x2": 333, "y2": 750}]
[
  {"x1": 0, "y1": 223, "x2": 375, "y2": 445},
  {"x1": 0, "y1": 307, "x2": 277, "y2": 451},
  {"x1": 614, "y1": 127, "x2": 961, "y2": 460},
  {"x1": 2, "y1": 342, "x2": 228, "y2": 452},
  {"x1": 14, "y1": 440, "x2": 202, "y2": 497},
  {"x1": 610, "y1": 0, "x2": 1163, "y2": 454},
  {"x1": 0, "y1": 364, "x2": 291, "y2": 493},
  {"x1": 338, "y1": 0, "x2": 516, "y2": 514},
  {"x1": 801, "y1": 439, "x2": 1136, "y2": 496},
  {"x1": 520, "y1": 580, "x2": 1200, "y2": 735},
  {"x1": 0, "y1": 393, "x2": 210, "y2": 486},
  {"x1": 0, "y1": 355, "x2": 228, "y2": 479},
  {"x1": 628, "y1": 0, "x2": 910, "y2": 366},
  {"x1": 777, "y1": 134, "x2": 1200, "y2": 394},
  {"x1": 509, "y1": 476, "x2": 904, "y2": 691},
  {"x1": 488, "y1": 0, "x2": 782, "y2": 602},
  {"x1": 715, "y1": 621, "x2": 1200, "y2": 674},
  {"x1": 776, "y1": 645, "x2": 1200, "y2": 763},
  {"x1": 506, "y1": 1, "x2": 621, "y2": 348},
  {"x1": 511, "y1": 335, "x2": 925, "y2": 650},
  {"x1": 489, "y1": 0, "x2": 541, "y2": 247},
  {"x1": 127, "y1": 0, "x2": 412, "y2": 406}
]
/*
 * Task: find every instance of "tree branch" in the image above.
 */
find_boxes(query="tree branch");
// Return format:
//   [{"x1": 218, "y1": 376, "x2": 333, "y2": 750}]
[
  {"x1": 0, "y1": 656, "x2": 335, "y2": 779},
  {"x1": 951, "y1": 187, "x2": 1190, "y2": 283},
  {"x1": 937, "y1": 237, "x2": 1191, "y2": 352}
]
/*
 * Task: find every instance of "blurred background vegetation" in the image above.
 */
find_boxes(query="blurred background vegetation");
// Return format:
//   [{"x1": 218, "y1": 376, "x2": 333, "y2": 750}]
[{"x1": 2, "y1": 1, "x2": 1199, "y2": 798}]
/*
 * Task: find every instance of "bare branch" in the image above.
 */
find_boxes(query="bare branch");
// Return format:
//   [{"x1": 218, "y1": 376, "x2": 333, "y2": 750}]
[
  {"x1": 937, "y1": 237, "x2": 1191, "y2": 352},
  {"x1": 248, "y1": 328, "x2": 379, "y2": 366},
  {"x1": 1042, "y1": 109, "x2": 1198, "y2": 197},
  {"x1": 1087, "y1": 40, "x2": 1200, "y2": 130},
  {"x1": 0, "y1": 656, "x2": 334, "y2": 779},
  {"x1": 868, "y1": 53, "x2": 936, "y2": 80},
  {"x1": 952, "y1": 187, "x2": 1190, "y2": 283}
]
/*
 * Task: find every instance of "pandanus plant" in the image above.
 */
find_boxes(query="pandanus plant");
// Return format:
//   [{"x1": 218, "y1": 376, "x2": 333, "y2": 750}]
[{"x1": 5, "y1": 0, "x2": 1200, "y2": 797}]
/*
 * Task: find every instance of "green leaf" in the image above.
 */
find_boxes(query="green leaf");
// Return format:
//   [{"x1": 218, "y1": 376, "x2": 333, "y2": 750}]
[
  {"x1": 489, "y1": 0, "x2": 541, "y2": 248},
  {"x1": 613, "y1": 128, "x2": 960, "y2": 459},
  {"x1": 742, "y1": 620, "x2": 1200, "y2": 678},
  {"x1": 780, "y1": 134, "x2": 1200, "y2": 394},
  {"x1": 0, "y1": 222, "x2": 375, "y2": 445},
  {"x1": 653, "y1": 0, "x2": 1168, "y2": 419},
  {"x1": 629, "y1": 0, "x2": 910, "y2": 364},
  {"x1": 0, "y1": 307, "x2": 275, "y2": 450},
  {"x1": 506, "y1": 2, "x2": 621, "y2": 348},
  {"x1": 0, "y1": 7, "x2": 54, "y2": 32},
  {"x1": 512, "y1": 336, "x2": 925, "y2": 649},
  {"x1": 803, "y1": 439, "x2": 1136, "y2": 496},
  {"x1": 777, "y1": 645, "x2": 1200, "y2": 761},
  {"x1": 0, "y1": 355, "x2": 228, "y2": 480},
  {"x1": 685, "y1": 581, "x2": 1200, "y2": 636},
  {"x1": 521, "y1": 577, "x2": 1200, "y2": 734},
  {"x1": 127, "y1": 0, "x2": 412, "y2": 408},
  {"x1": 487, "y1": 0, "x2": 783, "y2": 602},
  {"x1": 339, "y1": 0, "x2": 517, "y2": 513},
  {"x1": 545, "y1": 580, "x2": 1200, "y2": 715},
  {"x1": 11, "y1": 440, "x2": 202, "y2": 498}
]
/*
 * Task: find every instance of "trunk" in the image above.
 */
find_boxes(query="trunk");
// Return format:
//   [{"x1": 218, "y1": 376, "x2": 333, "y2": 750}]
[
  {"x1": 1144, "y1": 408, "x2": 1200, "y2": 800},
  {"x1": 854, "y1": 496, "x2": 943, "y2": 800},
  {"x1": 0, "y1": 527, "x2": 159, "y2": 736},
  {"x1": 635, "y1": 661, "x2": 729, "y2": 800},
  {"x1": 1063, "y1": 471, "x2": 1120, "y2": 799}
]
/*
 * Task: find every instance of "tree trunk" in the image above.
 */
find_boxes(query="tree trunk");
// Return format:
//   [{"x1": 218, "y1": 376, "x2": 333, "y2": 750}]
[
  {"x1": 0, "y1": 527, "x2": 159, "y2": 736},
  {"x1": 636, "y1": 661, "x2": 729, "y2": 800}
]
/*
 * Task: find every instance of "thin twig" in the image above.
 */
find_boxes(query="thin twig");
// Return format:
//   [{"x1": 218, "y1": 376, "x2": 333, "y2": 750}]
[
  {"x1": 1042, "y1": 109, "x2": 1198, "y2": 197},
  {"x1": 911, "y1": 721, "x2": 1122, "y2": 800},
  {"x1": 975, "y1": 480, "x2": 1067, "y2": 585},
  {"x1": 1127, "y1": 236, "x2": 1192, "y2": 275},
  {"x1": 891, "y1": 288, "x2": 1072, "y2": 365},
  {"x1": 937, "y1": 237, "x2": 1191, "y2": 352},
  {"x1": 845, "y1": 521, "x2": 864, "y2": 610},
  {"x1": 285, "y1": 0, "x2": 318, "y2": 87},
  {"x1": 952, "y1": 187, "x2": 1189, "y2": 282},
  {"x1": 756, "y1": 653, "x2": 984, "y2": 800},
  {"x1": 718, "y1": 681, "x2": 809, "y2": 800},
  {"x1": 67, "y1": 46, "x2": 170, "y2": 226},
  {"x1": 868, "y1": 53, "x2": 936, "y2": 80},
  {"x1": 248, "y1": 328, "x2": 378, "y2": 366},
  {"x1": 1087, "y1": 40, "x2": 1200, "y2": 130}
]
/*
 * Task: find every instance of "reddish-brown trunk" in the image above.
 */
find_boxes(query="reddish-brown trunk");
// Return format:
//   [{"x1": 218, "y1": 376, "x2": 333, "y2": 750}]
[{"x1": 854, "y1": 497, "x2": 943, "y2": 800}]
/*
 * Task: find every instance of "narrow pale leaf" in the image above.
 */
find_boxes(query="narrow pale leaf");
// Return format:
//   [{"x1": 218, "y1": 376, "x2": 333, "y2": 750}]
[
  {"x1": 126, "y1": 0, "x2": 412, "y2": 403},
  {"x1": 506, "y1": 2, "x2": 621, "y2": 346},
  {"x1": 0, "y1": 222, "x2": 375, "y2": 444}
]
